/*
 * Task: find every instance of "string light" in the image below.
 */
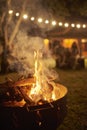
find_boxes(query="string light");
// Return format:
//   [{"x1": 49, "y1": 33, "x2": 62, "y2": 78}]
[
  {"x1": 30, "y1": 17, "x2": 35, "y2": 21},
  {"x1": 8, "y1": 10, "x2": 87, "y2": 29},
  {"x1": 15, "y1": 12, "x2": 20, "y2": 17},
  {"x1": 64, "y1": 23, "x2": 69, "y2": 27},
  {"x1": 38, "y1": 18, "x2": 43, "y2": 23},
  {"x1": 82, "y1": 24, "x2": 86, "y2": 28},
  {"x1": 52, "y1": 21, "x2": 57, "y2": 26},
  {"x1": 23, "y1": 14, "x2": 28, "y2": 19},
  {"x1": 58, "y1": 22, "x2": 63, "y2": 26},
  {"x1": 71, "y1": 23, "x2": 75, "y2": 27},
  {"x1": 45, "y1": 20, "x2": 49, "y2": 24},
  {"x1": 76, "y1": 24, "x2": 81, "y2": 29},
  {"x1": 8, "y1": 10, "x2": 13, "y2": 14}
]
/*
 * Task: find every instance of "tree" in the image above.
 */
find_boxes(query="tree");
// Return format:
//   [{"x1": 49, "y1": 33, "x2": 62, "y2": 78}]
[{"x1": 0, "y1": 0, "x2": 28, "y2": 73}]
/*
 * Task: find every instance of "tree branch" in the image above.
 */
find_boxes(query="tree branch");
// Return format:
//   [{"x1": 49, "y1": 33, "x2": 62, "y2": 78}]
[{"x1": 8, "y1": 0, "x2": 28, "y2": 47}]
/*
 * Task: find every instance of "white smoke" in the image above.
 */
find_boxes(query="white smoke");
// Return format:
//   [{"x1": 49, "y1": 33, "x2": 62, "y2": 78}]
[
  {"x1": 8, "y1": 31, "x2": 44, "y2": 76},
  {"x1": 8, "y1": 30, "x2": 57, "y2": 78}
]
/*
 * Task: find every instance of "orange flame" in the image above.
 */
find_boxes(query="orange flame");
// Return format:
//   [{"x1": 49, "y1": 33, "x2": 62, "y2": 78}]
[
  {"x1": 29, "y1": 50, "x2": 60, "y2": 103},
  {"x1": 30, "y1": 51, "x2": 42, "y2": 95}
]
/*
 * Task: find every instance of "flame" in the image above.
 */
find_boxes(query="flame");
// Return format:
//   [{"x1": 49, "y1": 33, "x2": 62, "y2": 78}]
[
  {"x1": 52, "y1": 91, "x2": 56, "y2": 100},
  {"x1": 28, "y1": 50, "x2": 60, "y2": 103},
  {"x1": 33, "y1": 51, "x2": 42, "y2": 94},
  {"x1": 29, "y1": 51, "x2": 42, "y2": 100}
]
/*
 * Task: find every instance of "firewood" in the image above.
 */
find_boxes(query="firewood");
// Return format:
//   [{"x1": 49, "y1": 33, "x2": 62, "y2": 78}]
[
  {"x1": 0, "y1": 81, "x2": 23, "y2": 102},
  {"x1": 5, "y1": 77, "x2": 14, "y2": 82},
  {"x1": 17, "y1": 86, "x2": 35, "y2": 105},
  {"x1": 14, "y1": 78, "x2": 35, "y2": 87}
]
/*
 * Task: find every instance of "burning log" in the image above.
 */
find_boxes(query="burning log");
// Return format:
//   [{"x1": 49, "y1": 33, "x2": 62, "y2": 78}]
[
  {"x1": 14, "y1": 78, "x2": 35, "y2": 87},
  {"x1": 17, "y1": 86, "x2": 35, "y2": 106}
]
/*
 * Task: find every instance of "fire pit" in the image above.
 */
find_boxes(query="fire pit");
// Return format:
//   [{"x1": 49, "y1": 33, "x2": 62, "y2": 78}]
[
  {"x1": 0, "y1": 51, "x2": 68, "y2": 130},
  {"x1": 0, "y1": 78, "x2": 67, "y2": 130}
]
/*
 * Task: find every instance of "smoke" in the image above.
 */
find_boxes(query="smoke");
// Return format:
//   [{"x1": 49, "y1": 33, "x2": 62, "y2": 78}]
[
  {"x1": 8, "y1": 31, "x2": 43, "y2": 76},
  {"x1": 7, "y1": 30, "x2": 57, "y2": 78},
  {"x1": 7, "y1": 0, "x2": 58, "y2": 79}
]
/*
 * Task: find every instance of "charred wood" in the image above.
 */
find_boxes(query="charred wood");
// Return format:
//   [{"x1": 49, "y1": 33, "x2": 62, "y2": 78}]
[
  {"x1": 0, "y1": 81, "x2": 23, "y2": 102},
  {"x1": 17, "y1": 86, "x2": 35, "y2": 106}
]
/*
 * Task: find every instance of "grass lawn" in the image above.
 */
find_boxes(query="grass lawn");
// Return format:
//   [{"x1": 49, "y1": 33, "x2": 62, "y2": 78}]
[
  {"x1": 0, "y1": 68, "x2": 87, "y2": 130},
  {"x1": 56, "y1": 68, "x2": 87, "y2": 130}
]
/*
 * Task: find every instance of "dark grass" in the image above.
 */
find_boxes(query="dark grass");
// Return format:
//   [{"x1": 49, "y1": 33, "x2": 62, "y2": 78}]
[
  {"x1": 0, "y1": 69, "x2": 87, "y2": 130},
  {"x1": 56, "y1": 69, "x2": 87, "y2": 130}
]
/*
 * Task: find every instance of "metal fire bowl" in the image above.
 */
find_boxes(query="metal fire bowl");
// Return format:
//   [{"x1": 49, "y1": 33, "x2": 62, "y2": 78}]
[{"x1": 0, "y1": 84, "x2": 68, "y2": 130}]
